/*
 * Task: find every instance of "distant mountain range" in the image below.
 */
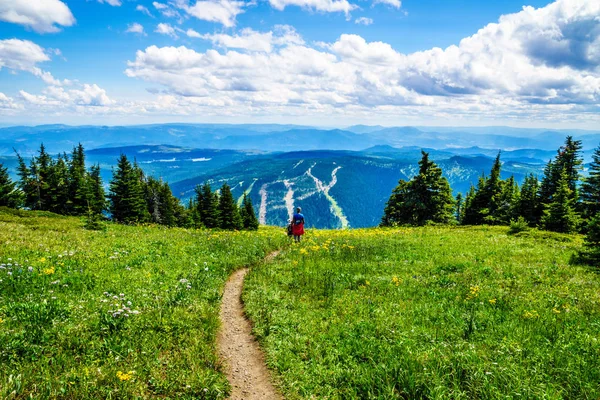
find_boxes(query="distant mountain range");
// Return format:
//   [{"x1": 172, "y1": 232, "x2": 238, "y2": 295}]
[{"x1": 1, "y1": 123, "x2": 599, "y2": 228}]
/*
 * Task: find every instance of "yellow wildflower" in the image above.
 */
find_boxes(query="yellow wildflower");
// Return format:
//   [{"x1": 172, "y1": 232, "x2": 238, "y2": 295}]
[
  {"x1": 299, "y1": 248, "x2": 308, "y2": 255},
  {"x1": 488, "y1": 298, "x2": 497, "y2": 305},
  {"x1": 39, "y1": 257, "x2": 47, "y2": 263},
  {"x1": 43, "y1": 266, "x2": 55, "y2": 275},
  {"x1": 116, "y1": 371, "x2": 134, "y2": 381},
  {"x1": 392, "y1": 276, "x2": 401, "y2": 286},
  {"x1": 552, "y1": 308, "x2": 561, "y2": 314},
  {"x1": 523, "y1": 310, "x2": 539, "y2": 319}
]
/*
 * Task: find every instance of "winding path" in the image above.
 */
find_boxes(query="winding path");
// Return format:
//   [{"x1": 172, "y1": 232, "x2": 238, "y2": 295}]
[{"x1": 217, "y1": 251, "x2": 281, "y2": 400}]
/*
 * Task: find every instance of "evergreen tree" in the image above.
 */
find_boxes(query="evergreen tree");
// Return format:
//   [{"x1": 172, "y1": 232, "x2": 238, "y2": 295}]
[
  {"x1": 581, "y1": 144, "x2": 600, "y2": 219},
  {"x1": 462, "y1": 175, "x2": 487, "y2": 225},
  {"x1": 15, "y1": 152, "x2": 36, "y2": 209},
  {"x1": 381, "y1": 151, "x2": 455, "y2": 226},
  {"x1": 240, "y1": 193, "x2": 259, "y2": 230},
  {"x1": 87, "y1": 164, "x2": 106, "y2": 216},
  {"x1": 199, "y1": 182, "x2": 219, "y2": 228},
  {"x1": 218, "y1": 183, "x2": 243, "y2": 230},
  {"x1": 542, "y1": 168, "x2": 580, "y2": 233},
  {"x1": 46, "y1": 154, "x2": 70, "y2": 214},
  {"x1": 516, "y1": 174, "x2": 541, "y2": 226},
  {"x1": 0, "y1": 162, "x2": 22, "y2": 208},
  {"x1": 540, "y1": 136, "x2": 583, "y2": 205},
  {"x1": 35, "y1": 143, "x2": 52, "y2": 210},
  {"x1": 455, "y1": 193, "x2": 463, "y2": 223},
  {"x1": 495, "y1": 176, "x2": 519, "y2": 225},
  {"x1": 68, "y1": 144, "x2": 89, "y2": 215},
  {"x1": 109, "y1": 154, "x2": 149, "y2": 224},
  {"x1": 580, "y1": 213, "x2": 600, "y2": 264}
]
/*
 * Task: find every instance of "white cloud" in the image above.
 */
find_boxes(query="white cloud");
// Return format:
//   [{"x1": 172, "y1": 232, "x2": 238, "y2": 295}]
[
  {"x1": 153, "y1": 2, "x2": 169, "y2": 10},
  {"x1": 186, "y1": 28, "x2": 202, "y2": 38},
  {"x1": 0, "y1": 39, "x2": 68, "y2": 86},
  {"x1": 20, "y1": 83, "x2": 114, "y2": 107},
  {"x1": 98, "y1": 0, "x2": 122, "y2": 6},
  {"x1": 126, "y1": 22, "x2": 146, "y2": 35},
  {"x1": 123, "y1": 0, "x2": 600, "y2": 123},
  {"x1": 179, "y1": 0, "x2": 246, "y2": 28},
  {"x1": 155, "y1": 23, "x2": 179, "y2": 38},
  {"x1": 373, "y1": 0, "x2": 400, "y2": 8},
  {"x1": 136, "y1": 5, "x2": 153, "y2": 17},
  {"x1": 268, "y1": 0, "x2": 357, "y2": 15},
  {"x1": 193, "y1": 26, "x2": 304, "y2": 52},
  {"x1": 354, "y1": 17, "x2": 373, "y2": 25},
  {"x1": 0, "y1": 0, "x2": 75, "y2": 33}
]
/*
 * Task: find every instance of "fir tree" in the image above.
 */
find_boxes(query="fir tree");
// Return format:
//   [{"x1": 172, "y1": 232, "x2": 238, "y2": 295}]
[
  {"x1": 542, "y1": 168, "x2": 580, "y2": 233},
  {"x1": 68, "y1": 144, "x2": 89, "y2": 215},
  {"x1": 109, "y1": 154, "x2": 149, "y2": 224},
  {"x1": 495, "y1": 176, "x2": 519, "y2": 225},
  {"x1": 46, "y1": 154, "x2": 70, "y2": 214},
  {"x1": 198, "y1": 182, "x2": 219, "y2": 228},
  {"x1": 35, "y1": 143, "x2": 52, "y2": 210},
  {"x1": 240, "y1": 193, "x2": 259, "y2": 230},
  {"x1": 218, "y1": 183, "x2": 243, "y2": 230},
  {"x1": 581, "y1": 144, "x2": 600, "y2": 220},
  {"x1": 381, "y1": 151, "x2": 454, "y2": 226},
  {"x1": 516, "y1": 174, "x2": 541, "y2": 226},
  {"x1": 580, "y1": 213, "x2": 600, "y2": 264},
  {"x1": 462, "y1": 175, "x2": 488, "y2": 225},
  {"x1": 455, "y1": 193, "x2": 463, "y2": 223},
  {"x1": 540, "y1": 136, "x2": 583, "y2": 205},
  {"x1": 0, "y1": 162, "x2": 22, "y2": 208},
  {"x1": 87, "y1": 164, "x2": 106, "y2": 216}
]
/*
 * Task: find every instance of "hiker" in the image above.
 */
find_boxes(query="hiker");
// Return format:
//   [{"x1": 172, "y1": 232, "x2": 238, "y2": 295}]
[{"x1": 291, "y1": 207, "x2": 305, "y2": 242}]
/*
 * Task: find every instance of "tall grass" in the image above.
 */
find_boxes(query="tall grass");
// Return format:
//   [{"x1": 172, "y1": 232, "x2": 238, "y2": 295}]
[
  {"x1": 0, "y1": 208, "x2": 287, "y2": 399},
  {"x1": 244, "y1": 226, "x2": 600, "y2": 399}
]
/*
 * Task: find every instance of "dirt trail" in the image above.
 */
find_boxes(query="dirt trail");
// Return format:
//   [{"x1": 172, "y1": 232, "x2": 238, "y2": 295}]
[{"x1": 217, "y1": 251, "x2": 282, "y2": 400}]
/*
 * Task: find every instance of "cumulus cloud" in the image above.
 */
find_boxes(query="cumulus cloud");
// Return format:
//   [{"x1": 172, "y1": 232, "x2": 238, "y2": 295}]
[
  {"x1": 98, "y1": 0, "x2": 122, "y2": 6},
  {"x1": 354, "y1": 17, "x2": 373, "y2": 25},
  {"x1": 123, "y1": 0, "x2": 600, "y2": 122},
  {"x1": 126, "y1": 22, "x2": 146, "y2": 35},
  {"x1": 20, "y1": 84, "x2": 114, "y2": 107},
  {"x1": 373, "y1": 0, "x2": 400, "y2": 8},
  {"x1": 191, "y1": 26, "x2": 304, "y2": 52},
  {"x1": 0, "y1": 39, "x2": 69, "y2": 85},
  {"x1": 0, "y1": 0, "x2": 75, "y2": 33},
  {"x1": 268, "y1": 0, "x2": 356, "y2": 15},
  {"x1": 136, "y1": 5, "x2": 153, "y2": 17},
  {"x1": 155, "y1": 23, "x2": 179, "y2": 38},
  {"x1": 178, "y1": 0, "x2": 246, "y2": 28}
]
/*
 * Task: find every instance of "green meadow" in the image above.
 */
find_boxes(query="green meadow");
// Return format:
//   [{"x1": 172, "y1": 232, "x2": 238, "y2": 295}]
[
  {"x1": 244, "y1": 226, "x2": 600, "y2": 399},
  {"x1": 2, "y1": 208, "x2": 600, "y2": 399},
  {"x1": 0, "y1": 208, "x2": 287, "y2": 399}
]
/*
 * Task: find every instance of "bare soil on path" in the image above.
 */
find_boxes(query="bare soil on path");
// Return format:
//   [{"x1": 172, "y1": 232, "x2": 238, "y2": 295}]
[{"x1": 217, "y1": 251, "x2": 282, "y2": 400}]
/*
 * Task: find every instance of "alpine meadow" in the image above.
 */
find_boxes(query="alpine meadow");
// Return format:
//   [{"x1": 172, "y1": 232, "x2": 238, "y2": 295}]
[{"x1": 2, "y1": 0, "x2": 600, "y2": 399}]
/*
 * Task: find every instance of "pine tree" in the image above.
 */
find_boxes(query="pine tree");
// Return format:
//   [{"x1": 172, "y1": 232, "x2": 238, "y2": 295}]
[
  {"x1": 68, "y1": 144, "x2": 89, "y2": 215},
  {"x1": 87, "y1": 164, "x2": 106, "y2": 216},
  {"x1": 35, "y1": 143, "x2": 52, "y2": 210},
  {"x1": 581, "y1": 144, "x2": 600, "y2": 220},
  {"x1": 381, "y1": 151, "x2": 454, "y2": 226},
  {"x1": 199, "y1": 182, "x2": 219, "y2": 228},
  {"x1": 495, "y1": 176, "x2": 519, "y2": 225},
  {"x1": 109, "y1": 154, "x2": 149, "y2": 224},
  {"x1": 542, "y1": 168, "x2": 580, "y2": 233},
  {"x1": 15, "y1": 152, "x2": 35, "y2": 209},
  {"x1": 218, "y1": 183, "x2": 243, "y2": 230},
  {"x1": 540, "y1": 136, "x2": 583, "y2": 205},
  {"x1": 516, "y1": 174, "x2": 541, "y2": 226},
  {"x1": 580, "y1": 213, "x2": 600, "y2": 264},
  {"x1": 240, "y1": 194, "x2": 259, "y2": 230},
  {"x1": 46, "y1": 154, "x2": 70, "y2": 214},
  {"x1": 455, "y1": 193, "x2": 463, "y2": 223},
  {"x1": 0, "y1": 162, "x2": 22, "y2": 208}
]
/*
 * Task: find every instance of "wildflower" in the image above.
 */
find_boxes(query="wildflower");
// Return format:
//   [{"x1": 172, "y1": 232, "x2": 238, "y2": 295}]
[
  {"x1": 488, "y1": 298, "x2": 497, "y2": 305},
  {"x1": 523, "y1": 310, "x2": 539, "y2": 319},
  {"x1": 42, "y1": 266, "x2": 55, "y2": 275},
  {"x1": 28, "y1": 266, "x2": 34, "y2": 273},
  {"x1": 39, "y1": 257, "x2": 47, "y2": 263},
  {"x1": 299, "y1": 248, "x2": 308, "y2": 255},
  {"x1": 552, "y1": 308, "x2": 561, "y2": 314},
  {"x1": 116, "y1": 371, "x2": 134, "y2": 381},
  {"x1": 392, "y1": 276, "x2": 401, "y2": 286},
  {"x1": 466, "y1": 285, "x2": 480, "y2": 300},
  {"x1": 0, "y1": 317, "x2": 4, "y2": 324}
]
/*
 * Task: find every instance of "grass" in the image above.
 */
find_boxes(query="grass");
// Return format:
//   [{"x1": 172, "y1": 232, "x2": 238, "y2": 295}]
[
  {"x1": 244, "y1": 226, "x2": 600, "y2": 399},
  {"x1": 0, "y1": 207, "x2": 288, "y2": 399}
]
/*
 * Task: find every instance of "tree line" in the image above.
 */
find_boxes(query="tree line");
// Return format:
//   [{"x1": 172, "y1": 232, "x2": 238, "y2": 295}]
[
  {"x1": 0, "y1": 144, "x2": 259, "y2": 231},
  {"x1": 381, "y1": 136, "x2": 600, "y2": 263}
]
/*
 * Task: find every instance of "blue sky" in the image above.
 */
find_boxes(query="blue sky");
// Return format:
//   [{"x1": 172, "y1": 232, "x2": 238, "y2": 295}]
[{"x1": 0, "y1": 0, "x2": 598, "y2": 128}]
